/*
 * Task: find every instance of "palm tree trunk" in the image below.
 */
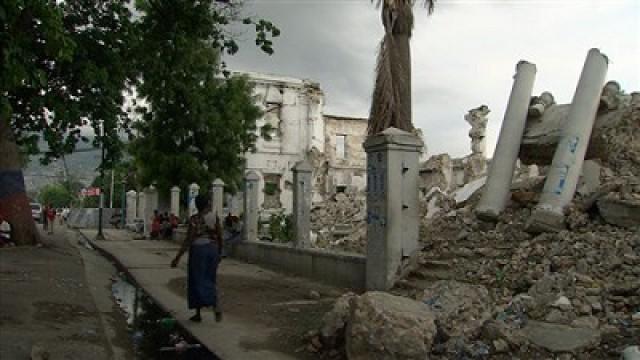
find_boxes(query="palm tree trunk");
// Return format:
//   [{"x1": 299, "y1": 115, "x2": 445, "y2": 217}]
[
  {"x1": 0, "y1": 118, "x2": 40, "y2": 245},
  {"x1": 368, "y1": 1, "x2": 414, "y2": 135}
]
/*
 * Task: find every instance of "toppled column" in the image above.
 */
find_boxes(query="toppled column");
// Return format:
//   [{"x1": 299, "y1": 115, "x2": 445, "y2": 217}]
[
  {"x1": 211, "y1": 178, "x2": 224, "y2": 220},
  {"x1": 126, "y1": 190, "x2": 137, "y2": 225},
  {"x1": 292, "y1": 160, "x2": 313, "y2": 248},
  {"x1": 188, "y1": 183, "x2": 199, "y2": 216},
  {"x1": 243, "y1": 171, "x2": 260, "y2": 242},
  {"x1": 476, "y1": 61, "x2": 537, "y2": 220},
  {"x1": 170, "y1": 186, "x2": 180, "y2": 219},
  {"x1": 364, "y1": 128, "x2": 423, "y2": 290},
  {"x1": 529, "y1": 49, "x2": 609, "y2": 232}
]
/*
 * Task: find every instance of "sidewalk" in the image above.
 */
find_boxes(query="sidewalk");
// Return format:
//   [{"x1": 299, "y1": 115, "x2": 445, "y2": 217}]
[
  {"x1": 0, "y1": 226, "x2": 134, "y2": 360},
  {"x1": 80, "y1": 228, "x2": 349, "y2": 360}
]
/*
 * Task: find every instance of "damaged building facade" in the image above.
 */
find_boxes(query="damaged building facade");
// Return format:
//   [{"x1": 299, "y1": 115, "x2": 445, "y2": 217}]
[{"x1": 240, "y1": 72, "x2": 368, "y2": 214}]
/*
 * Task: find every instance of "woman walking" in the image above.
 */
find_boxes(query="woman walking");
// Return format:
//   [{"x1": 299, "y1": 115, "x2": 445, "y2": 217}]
[{"x1": 171, "y1": 194, "x2": 223, "y2": 322}]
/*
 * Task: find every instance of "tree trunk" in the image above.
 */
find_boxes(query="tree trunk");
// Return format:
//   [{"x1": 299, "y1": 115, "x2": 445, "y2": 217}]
[
  {"x1": 368, "y1": 1, "x2": 414, "y2": 135},
  {"x1": 0, "y1": 118, "x2": 40, "y2": 245}
]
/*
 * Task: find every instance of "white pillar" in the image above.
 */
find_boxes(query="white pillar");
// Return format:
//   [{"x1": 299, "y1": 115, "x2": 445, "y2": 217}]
[
  {"x1": 243, "y1": 172, "x2": 260, "y2": 242},
  {"x1": 211, "y1": 178, "x2": 225, "y2": 220},
  {"x1": 126, "y1": 190, "x2": 137, "y2": 225},
  {"x1": 188, "y1": 183, "x2": 200, "y2": 216},
  {"x1": 364, "y1": 128, "x2": 423, "y2": 291},
  {"x1": 143, "y1": 185, "x2": 157, "y2": 237},
  {"x1": 292, "y1": 160, "x2": 313, "y2": 248},
  {"x1": 137, "y1": 192, "x2": 145, "y2": 221},
  {"x1": 475, "y1": 61, "x2": 537, "y2": 220},
  {"x1": 170, "y1": 186, "x2": 181, "y2": 219},
  {"x1": 529, "y1": 49, "x2": 608, "y2": 232}
]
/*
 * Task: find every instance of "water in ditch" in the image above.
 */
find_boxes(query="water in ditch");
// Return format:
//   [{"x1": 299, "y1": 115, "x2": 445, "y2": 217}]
[{"x1": 111, "y1": 275, "x2": 219, "y2": 359}]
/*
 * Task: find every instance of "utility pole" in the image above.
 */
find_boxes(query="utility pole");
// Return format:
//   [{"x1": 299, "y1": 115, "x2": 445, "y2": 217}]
[
  {"x1": 110, "y1": 170, "x2": 115, "y2": 208},
  {"x1": 96, "y1": 120, "x2": 106, "y2": 240}
]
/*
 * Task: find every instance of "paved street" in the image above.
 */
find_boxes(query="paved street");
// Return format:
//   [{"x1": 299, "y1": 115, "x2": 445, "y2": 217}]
[
  {"x1": 80, "y1": 228, "x2": 349, "y2": 360},
  {"x1": 0, "y1": 226, "x2": 134, "y2": 360}
]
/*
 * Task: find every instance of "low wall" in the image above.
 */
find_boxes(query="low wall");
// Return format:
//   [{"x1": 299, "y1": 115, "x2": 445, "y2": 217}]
[
  {"x1": 67, "y1": 208, "x2": 119, "y2": 229},
  {"x1": 231, "y1": 240, "x2": 366, "y2": 290}
]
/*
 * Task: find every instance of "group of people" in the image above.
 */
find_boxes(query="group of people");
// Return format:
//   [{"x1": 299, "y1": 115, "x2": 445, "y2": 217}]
[
  {"x1": 41, "y1": 204, "x2": 57, "y2": 234},
  {"x1": 150, "y1": 211, "x2": 179, "y2": 240}
]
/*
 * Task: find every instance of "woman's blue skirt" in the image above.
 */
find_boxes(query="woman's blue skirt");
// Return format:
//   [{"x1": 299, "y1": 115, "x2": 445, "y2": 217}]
[{"x1": 187, "y1": 242, "x2": 219, "y2": 309}]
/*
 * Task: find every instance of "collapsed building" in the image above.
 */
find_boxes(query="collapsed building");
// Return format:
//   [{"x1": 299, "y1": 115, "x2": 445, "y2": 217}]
[
  {"x1": 310, "y1": 50, "x2": 639, "y2": 359},
  {"x1": 238, "y1": 72, "x2": 373, "y2": 217}
]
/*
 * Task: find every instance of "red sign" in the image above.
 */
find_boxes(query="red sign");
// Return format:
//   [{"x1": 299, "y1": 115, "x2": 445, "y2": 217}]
[{"x1": 80, "y1": 187, "x2": 101, "y2": 197}]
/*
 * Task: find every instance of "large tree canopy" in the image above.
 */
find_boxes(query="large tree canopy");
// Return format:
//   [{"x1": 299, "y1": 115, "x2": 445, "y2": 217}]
[
  {"x1": 1, "y1": 0, "x2": 279, "y2": 244},
  {"x1": 1, "y1": 0, "x2": 136, "y2": 245},
  {"x1": 129, "y1": 0, "x2": 279, "y2": 192}
]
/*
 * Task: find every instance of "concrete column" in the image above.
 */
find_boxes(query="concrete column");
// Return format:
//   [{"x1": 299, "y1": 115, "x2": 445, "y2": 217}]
[
  {"x1": 188, "y1": 183, "x2": 200, "y2": 216},
  {"x1": 243, "y1": 172, "x2": 260, "y2": 242},
  {"x1": 143, "y1": 185, "x2": 158, "y2": 236},
  {"x1": 364, "y1": 128, "x2": 423, "y2": 291},
  {"x1": 170, "y1": 186, "x2": 181, "y2": 219},
  {"x1": 529, "y1": 49, "x2": 608, "y2": 232},
  {"x1": 137, "y1": 191, "x2": 145, "y2": 221},
  {"x1": 126, "y1": 190, "x2": 137, "y2": 225},
  {"x1": 292, "y1": 160, "x2": 313, "y2": 248},
  {"x1": 211, "y1": 178, "x2": 225, "y2": 220},
  {"x1": 475, "y1": 61, "x2": 537, "y2": 221}
]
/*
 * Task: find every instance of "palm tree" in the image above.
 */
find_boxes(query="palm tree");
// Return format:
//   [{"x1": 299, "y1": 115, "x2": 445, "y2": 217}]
[{"x1": 368, "y1": 0, "x2": 435, "y2": 135}]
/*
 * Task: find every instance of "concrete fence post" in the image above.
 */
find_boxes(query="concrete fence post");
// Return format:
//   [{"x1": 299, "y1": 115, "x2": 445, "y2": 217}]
[
  {"x1": 211, "y1": 178, "x2": 225, "y2": 220},
  {"x1": 363, "y1": 127, "x2": 423, "y2": 291},
  {"x1": 188, "y1": 183, "x2": 200, "y2": 216},
  {"x1": 475, "y1": 61, "x2": 537, "y2": 220},
  {"x1": 143, "y1": 185, "x2": 158, "y2": 237},
  {"x1": 170, "y1": 186, "x2": 181, "y2": 219},
  {"x1": 529, "y1": 49, "x2": 608, "y2": 232},
  {"x1": 126, "y1": 190, "x2": 137, "y2": 225},
  {"x1": 292, "y1": 160, "x2": 313, "y2": 248},
  {"x1": 137, "y1": 191, "x2": 145, "y2": 222},
  {"x1": 244, "y1": 171, "x2": 260, "y2": 242}
]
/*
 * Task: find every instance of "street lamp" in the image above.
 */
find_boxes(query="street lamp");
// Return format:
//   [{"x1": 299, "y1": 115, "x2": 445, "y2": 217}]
[{"x1": 96, "y1": 120, "x2": 106, "y2": 240}]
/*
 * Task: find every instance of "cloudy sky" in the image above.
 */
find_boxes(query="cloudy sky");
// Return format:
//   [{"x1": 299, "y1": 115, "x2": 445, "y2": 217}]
[{"x1": 225, "y1": 0, "x2": 640, "y2": 158}]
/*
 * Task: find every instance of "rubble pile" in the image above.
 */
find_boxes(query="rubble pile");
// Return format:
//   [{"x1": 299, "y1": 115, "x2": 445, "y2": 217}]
[
  {"x1": 313, "y1": 93, "x2": 639, "y2": 359},
  {"x1": 310, "y1": 192, "x2": 367, "y2": 253}
]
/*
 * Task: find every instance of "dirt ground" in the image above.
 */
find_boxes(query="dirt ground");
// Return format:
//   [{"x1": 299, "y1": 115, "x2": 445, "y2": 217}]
[
  {"x1": 167, "y1": 260, "x2": 353, "y2": 360},
  {"x1": 0, "y1": 226, "x2": 135, "y2": 359}
]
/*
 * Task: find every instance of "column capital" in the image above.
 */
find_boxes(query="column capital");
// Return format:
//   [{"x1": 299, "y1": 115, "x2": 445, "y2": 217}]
[{"x1": 364, "y1": 127, "x2": 424, "y2": 153}]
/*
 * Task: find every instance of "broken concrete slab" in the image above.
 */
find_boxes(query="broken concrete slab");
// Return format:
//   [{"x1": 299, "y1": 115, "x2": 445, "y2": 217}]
[
  {"x1": 522, "y1": 320, "x2": 601, "y2": 353},
  {"x1": 597, "y1": 197, "x2": 640, "y2": 228}
]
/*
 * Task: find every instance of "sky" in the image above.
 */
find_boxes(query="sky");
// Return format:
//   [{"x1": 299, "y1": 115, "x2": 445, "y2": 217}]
[{"x1": 225, "y1": 0, "x2": 640, "y2": 158}]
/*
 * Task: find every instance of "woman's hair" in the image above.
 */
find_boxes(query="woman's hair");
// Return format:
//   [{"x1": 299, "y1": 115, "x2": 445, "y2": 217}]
[{"x1": 194, "y1": 194, "x2": 209, "y2": 213}]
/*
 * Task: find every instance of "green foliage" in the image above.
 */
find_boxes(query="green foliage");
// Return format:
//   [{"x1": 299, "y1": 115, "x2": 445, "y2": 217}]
[
  {"x1": 83, "y1": 162, "x2": 131, "y2": 208},
  {"x1": 268, "y1": 211, "x2": 293, "y2": 243},
  {"x1": 130, "y1": 0, "x2": 279, "y2": 193},
  {"x1": 38, "y1": 183, "x2": 75, "y2": 208},
  {"x1": 2, "y1": 0, "x2": 138, "y2": 166}
]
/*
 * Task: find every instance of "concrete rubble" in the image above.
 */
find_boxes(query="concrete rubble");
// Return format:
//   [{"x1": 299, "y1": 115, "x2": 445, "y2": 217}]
[
  {"x1": 310, "y1": 191, "x2": 367, "y2": 254},
  {"x1": 312, "y1": 82, "x2": 638, "y2": 358}
]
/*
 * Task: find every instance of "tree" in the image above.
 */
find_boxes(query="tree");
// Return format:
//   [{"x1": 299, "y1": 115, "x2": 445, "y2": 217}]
[
  {"x1": 38, "y1": 183, "x2": 75, "y2": 208},
  {"x1": 129, "y1": 0, "x2": 279, "y2": 193},
  {"x1": 368, "y1": 0, "x2": 435, "y2": 135},
  {"x1": 1, "y1": 0, "x2": 136, "y2": 245}
]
